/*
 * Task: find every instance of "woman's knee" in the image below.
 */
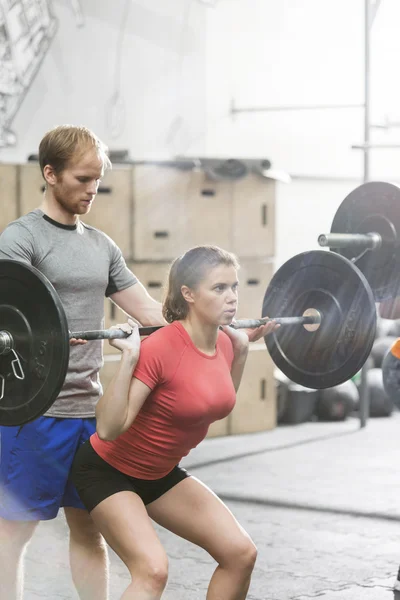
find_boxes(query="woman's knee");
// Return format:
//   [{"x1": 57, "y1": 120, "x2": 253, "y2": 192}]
[
  {"x1": 130, "y1": 553, "x2": 169, "y2": 594},
  {"x1": 221, "y1": 536, "x2": 258, "y2": 573}
]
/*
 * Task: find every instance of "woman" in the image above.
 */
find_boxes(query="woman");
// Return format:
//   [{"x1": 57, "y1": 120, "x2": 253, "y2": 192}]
[{"x1": 71, "y1": 245, "x2": 277, "y2": 600}]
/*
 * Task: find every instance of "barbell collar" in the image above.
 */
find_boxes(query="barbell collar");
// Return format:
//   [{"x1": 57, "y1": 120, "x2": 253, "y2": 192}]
[
  {"x1": 318, "y1": 232, "x2": 382, "y2": 250},
  {"x1": 0, "y1": 331, "x2": 13, "y2": 356}
]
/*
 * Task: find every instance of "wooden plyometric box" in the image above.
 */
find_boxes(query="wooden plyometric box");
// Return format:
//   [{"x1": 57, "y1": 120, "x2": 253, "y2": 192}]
[
  {"x1": 129, "y1": 261, "x2": 170, "y2": 304},
  {"x1": 236, "y1": 259, "x2": 274, "y2": 321},
  {"x1": 132, "y1": 165, "x2": 189, "y2": 260},
  {"x1": 19, "y1": 163, "x2": 45, "y2": 215},
  {"x1": 229, "y1": 343, "x2": 276, "y2": 435},
  {"x1": 0, "y1": 164, "x2": 18, "y2": 232},
  {"x1": 183, "y1": 171, "x2": 232, "y2": 251},
  {"x1": 232, "y1": 174, "x2": 276, "y2": 258},
  {"x1": 82, "y1": 166, "x2": 133, "y2": 258}
]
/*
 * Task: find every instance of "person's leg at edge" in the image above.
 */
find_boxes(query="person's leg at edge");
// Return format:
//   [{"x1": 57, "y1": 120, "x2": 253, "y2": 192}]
[
  {"x1": 64, "y1": 507, "x2": 109, "y2": 600},
  {"x1": 0, "y1": 517, "x2": 39, "y2": 600},
  {"x1": 64, "y1": 417, "x2": 110, "y2": 600},
  {"x1": 147, "y1": 475, "x2": 257, "y2": 600},
  {"x1": 89, "y1": 491, "x2": 168, "y2": 600}
]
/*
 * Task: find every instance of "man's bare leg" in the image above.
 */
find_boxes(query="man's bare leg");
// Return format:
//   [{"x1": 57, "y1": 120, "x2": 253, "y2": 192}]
[
  {"x1": 0, "y1": 517, "x2": 38, "y2": 600},
  {"x1": 65, "y1": 507, "x2": 109, "y2": 600}
]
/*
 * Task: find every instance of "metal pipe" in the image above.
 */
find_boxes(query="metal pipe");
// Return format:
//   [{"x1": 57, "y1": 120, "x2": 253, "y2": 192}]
[
  {"x1": 352, "y1": 143, "x2": 400, "y2": 150},
  {"x1": 318, "y1": 232, "x2": 381, "y2": 250},
  {"x1": 364, "y1": 0, "x2": 371, "y2": 182},
  {"x1": 231, "y1": 103, "x2": 365, "y2": 115},
  {"x1": 359, "y1": 0, "x2": 373, "y2": 430}
]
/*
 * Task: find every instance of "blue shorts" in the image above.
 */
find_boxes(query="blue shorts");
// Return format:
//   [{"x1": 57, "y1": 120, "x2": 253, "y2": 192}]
[{"x1": 0, "y1": 416, "x2": 96, "y2": 521}]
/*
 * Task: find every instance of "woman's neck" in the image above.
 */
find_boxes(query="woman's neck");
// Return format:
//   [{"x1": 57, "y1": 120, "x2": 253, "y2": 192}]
[{"x1": 180, "y1": 315, "x2": 219, "y2": 355}]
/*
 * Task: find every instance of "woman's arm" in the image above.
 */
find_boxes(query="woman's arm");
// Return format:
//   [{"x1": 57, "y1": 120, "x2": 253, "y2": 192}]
[
  {"x1": 221, "y1": 326, "x2": 250, "y2": 392},
  {"x1": 96, "y1": 350, "x2": 152, "y2": 441},
  {"x1": 229, "y1": 345, "x2": 250, "y2": 392},
  {"x1": 95, "y1": 321, "x2": 152, "y2": 441}
]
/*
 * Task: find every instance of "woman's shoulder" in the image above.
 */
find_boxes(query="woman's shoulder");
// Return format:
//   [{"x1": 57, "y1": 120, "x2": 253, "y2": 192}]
[{"x1": 141, "y1": 322, "x2": 186, "y2": 348}]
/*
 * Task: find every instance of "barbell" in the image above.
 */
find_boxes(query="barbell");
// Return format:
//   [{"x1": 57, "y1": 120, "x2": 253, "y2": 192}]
[
  {"x1": 0, "y1": 179, "x2": 398, "y2": 427},
  {"x1": 0, "y1": 245, "x2": 377, "y2": 426},
  {"x1": 318, "y1": 181, "x2": 400, "y2": 301}
]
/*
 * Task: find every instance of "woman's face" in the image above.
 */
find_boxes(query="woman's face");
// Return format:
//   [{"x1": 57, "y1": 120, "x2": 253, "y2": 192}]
[{"x1": 183, "y1": 263, "x2": 239, "y2": 326}]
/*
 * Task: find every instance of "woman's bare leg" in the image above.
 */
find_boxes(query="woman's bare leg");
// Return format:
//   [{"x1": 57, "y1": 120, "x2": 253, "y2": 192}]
[
  {"x1": 90, "y1": 492, "x2": 168, "y2": 600},
  {"x1": 147, "y1": 476, "x2": 257, "y2": 600}
]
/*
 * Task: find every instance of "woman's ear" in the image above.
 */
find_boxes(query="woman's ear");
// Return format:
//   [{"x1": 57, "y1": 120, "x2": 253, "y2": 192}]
[{"x1": 181, "y1": 285, "x2": 195, "y2": 304}]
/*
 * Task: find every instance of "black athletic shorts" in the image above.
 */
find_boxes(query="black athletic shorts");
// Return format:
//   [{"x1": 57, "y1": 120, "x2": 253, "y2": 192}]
[{"x1": 71, "y1": 439, "x2": 190, "y2": 513}]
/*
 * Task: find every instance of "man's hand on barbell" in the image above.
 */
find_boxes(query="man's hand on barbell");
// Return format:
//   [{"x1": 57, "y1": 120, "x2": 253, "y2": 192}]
[{"x1": 69, "y1": 337, "x2": 88, "y2": 346}]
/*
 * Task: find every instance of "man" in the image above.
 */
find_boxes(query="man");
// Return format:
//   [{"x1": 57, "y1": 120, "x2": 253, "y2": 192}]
[
  {"x1": 0, "y1": 124, "x2": 275, "y2": 599},
  {"x1": 0, "y1": 124, "x2": 168, "y2": 600}
]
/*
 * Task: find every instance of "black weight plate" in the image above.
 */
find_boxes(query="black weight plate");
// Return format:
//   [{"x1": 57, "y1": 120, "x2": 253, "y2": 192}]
[
  {"x1": 0, "y1": 260, "x2": 69, "y2": 426},
  {"x1": 330, "y1": 181, "x2": 400, "y2": 301},
  {"x1": 262, "y1": 251, "x2": 376, "y2": 389}
]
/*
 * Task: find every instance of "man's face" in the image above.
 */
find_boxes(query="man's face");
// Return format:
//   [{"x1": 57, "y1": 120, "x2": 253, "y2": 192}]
[{"x1": 49, "y1": 148, "x2": 104, "y2": 216}]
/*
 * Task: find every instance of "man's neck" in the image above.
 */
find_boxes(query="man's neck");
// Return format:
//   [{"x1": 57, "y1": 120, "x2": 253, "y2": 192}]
[{"x1": 40, "y1": 196, "x2": 78, "y2": 226}]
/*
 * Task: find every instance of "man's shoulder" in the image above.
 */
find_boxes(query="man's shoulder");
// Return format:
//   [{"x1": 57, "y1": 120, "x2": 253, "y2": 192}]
[
  {"x1": 1, "y1": 210, "x2": 43, "y2": 237},
  {"x1": 80, "y1": 220, "x2": 118, "y2": 247}
]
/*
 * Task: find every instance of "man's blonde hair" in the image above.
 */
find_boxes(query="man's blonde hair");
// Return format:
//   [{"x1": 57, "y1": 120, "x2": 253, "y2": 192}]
[{"x1": 38, "y1": 125, "x2": 111, "y2": 177}]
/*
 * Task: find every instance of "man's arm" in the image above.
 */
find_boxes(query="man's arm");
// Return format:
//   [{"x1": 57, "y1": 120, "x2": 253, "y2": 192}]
[{"x1": 109, "y1": 282, "x2": 166, "y2": 327}]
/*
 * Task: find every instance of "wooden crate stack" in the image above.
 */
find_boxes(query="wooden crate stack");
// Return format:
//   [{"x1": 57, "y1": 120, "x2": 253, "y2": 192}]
[{"x1": 1, "y1": 162, "x2": 277, "y2": 436}]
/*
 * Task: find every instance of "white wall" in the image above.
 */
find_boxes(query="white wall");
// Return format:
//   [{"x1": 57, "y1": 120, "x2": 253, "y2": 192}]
[
  {"x1": 204, "y1": 0, "x2": 400, "y2": 180},
  {"x1": 0, "y1": 0, "x2": 207, "y2": 162},
  {"x1": 204, "y1": 0, "x2": 400, "y2": 266},
  {"x1": 275, "y1": 178, "x2": 358, "y2": 268}
]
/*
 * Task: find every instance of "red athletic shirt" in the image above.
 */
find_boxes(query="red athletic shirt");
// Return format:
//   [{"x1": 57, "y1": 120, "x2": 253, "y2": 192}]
[{"x1": 90, "y1": 322, "x2": 236, "y2": 479}]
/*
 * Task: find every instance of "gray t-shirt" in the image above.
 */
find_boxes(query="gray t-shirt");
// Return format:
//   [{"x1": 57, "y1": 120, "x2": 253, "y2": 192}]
[{"x1": 0, "y1": 209, "x2": 137, "y2": 418}]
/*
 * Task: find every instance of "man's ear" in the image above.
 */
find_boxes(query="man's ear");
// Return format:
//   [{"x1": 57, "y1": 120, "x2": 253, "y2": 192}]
[
  {"x1": 181, "y1": 285, "x2": 195, "y2": 304},
  {"x1": 43, "y1": 165, "x2": 58, "y2": 187}
]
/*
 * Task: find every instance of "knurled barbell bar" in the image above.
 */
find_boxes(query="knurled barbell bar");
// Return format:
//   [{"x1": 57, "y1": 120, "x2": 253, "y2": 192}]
[
  {"x1": 0, "y1": 248, "x2": 378, "y2": 427},
  {"x1": 317, "y1": 181, "x2": 400, "y2": 301},
  {"x1": 68, "y1": 311, "x2": 322, "y2": 342},
  {"x1": 0, "y1": 313, "x2": 322, "y2": 351}
]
